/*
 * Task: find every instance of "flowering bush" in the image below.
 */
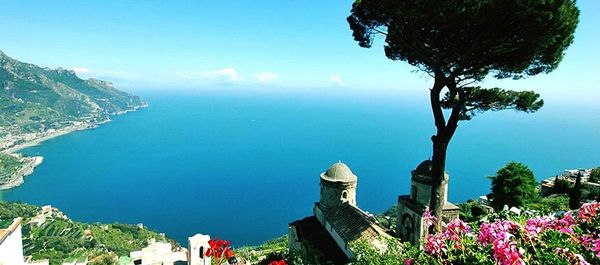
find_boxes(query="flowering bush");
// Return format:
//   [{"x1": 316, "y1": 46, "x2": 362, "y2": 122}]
[
  {"x1": 354, "y1": 202, "x2": 600, "y2": 265},
  {"x1": 205, "y1": 239, "x2": 237, "y2": 265}
]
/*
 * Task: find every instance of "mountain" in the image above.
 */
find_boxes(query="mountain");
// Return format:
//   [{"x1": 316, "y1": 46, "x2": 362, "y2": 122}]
[{"x1": 0, "y1": 50, "x2": 145, "y2": 139}]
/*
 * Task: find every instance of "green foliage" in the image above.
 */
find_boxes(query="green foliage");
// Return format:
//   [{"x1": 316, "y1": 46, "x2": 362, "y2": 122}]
[
  {"x1": 0, "y1": 153, "x2": 25, "y2": 182},
  {"x1": 0, "y1": 51, "x2": 145, "y2": 136},
  {"x1": 589, "y1": 167, "x2": 600, "y2": 183},
  {"x1": 569, "y1": 173, "x2": 583, "y2": 209},
  {"x1": 554, "y1": 177, "x2": 573, "y2": 195},
  {"x1": 0, "y1": 200, "x2": 39, "y2": 219},
  {"x1": 582, "y1": 185, "x2": 600, "y2": 202},
  {"x1": 88, "y1": 254, "x2": 118, "y2": 265},
  {"x1": 236, "y1": 236, "x2": 288, "y2": 264},
  {"x1": 375, "y1": 205, "x2": 397, "y2": 231},
  {"x1": 526, "y1": 195, "x2": 570, "y2": 213},
  {"x1": 351, "y1": 238, "x2": 409, "y2": 265},
  {"x1": 459, "y1": 201, "x2": 489, "y2": 222},
  {"x1": 489, "y1": 162, "x2": 540, "y2": 211},
  {"x1": 348, "y1": 0, "x2": 579, "y2": 80},
  {"x1": 440, "y1": 87, "x2": 544, "y2": 121},
  {"x1": 0, "y1": 201, "x2": 175, "y2": 265}
]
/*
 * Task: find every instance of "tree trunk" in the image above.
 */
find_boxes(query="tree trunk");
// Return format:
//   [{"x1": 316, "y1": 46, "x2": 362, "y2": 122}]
[
  {"x1": 429, "y1": 134, "x2": 449, "y2": 231},
  {"x1": 428, "y1": 73, "x2": 450, "y2": 231}
]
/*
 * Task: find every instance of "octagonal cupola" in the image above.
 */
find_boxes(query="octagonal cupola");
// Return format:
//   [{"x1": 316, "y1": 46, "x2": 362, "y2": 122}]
[
  {"x1": 319, "y1": 161, "x2": 358, "y2": 209},
  {"x1": 410, "y1": 160, "x2": 449, "y2": 206}
]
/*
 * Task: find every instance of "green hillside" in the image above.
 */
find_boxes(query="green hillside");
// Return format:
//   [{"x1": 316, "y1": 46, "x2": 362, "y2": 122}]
[
  {"x1": 0, "y1": 50, "x2": 145, "y2": 135},
  {"x1": 0, "y1": 201, "x2": 178, "y2": 265}
]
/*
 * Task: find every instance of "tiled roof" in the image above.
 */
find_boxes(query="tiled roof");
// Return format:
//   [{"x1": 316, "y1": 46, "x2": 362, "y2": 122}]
[
  {"x1": 291, "y1": 216, "x2": 349, "y2": 265},
  {"x1": 323, "y1": 203, "x2": 393, "y2": 244}
]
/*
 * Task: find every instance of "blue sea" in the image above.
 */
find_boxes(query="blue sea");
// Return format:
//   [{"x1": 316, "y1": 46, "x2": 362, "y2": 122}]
[{"x1": 1, "y1": 88, "x2": 599, "y2": 246}]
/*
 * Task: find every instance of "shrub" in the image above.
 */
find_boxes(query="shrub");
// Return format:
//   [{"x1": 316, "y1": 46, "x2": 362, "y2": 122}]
[
  {"x1": 489, "y1": 162, "x2": 539, "y2": 211},
  {"x1": 589, "y1": 167, "x2": 600, "y2": 183}
]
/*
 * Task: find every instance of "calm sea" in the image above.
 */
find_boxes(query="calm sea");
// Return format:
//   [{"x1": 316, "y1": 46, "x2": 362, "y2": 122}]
[{"x1": 1, "y1": 88, "x2": 599, "y2": 246}]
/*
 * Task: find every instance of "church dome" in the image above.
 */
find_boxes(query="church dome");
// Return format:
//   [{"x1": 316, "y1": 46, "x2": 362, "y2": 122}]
[
  {"x1": 321, "y1": 162, "x2": 357, "y2": 183},
  {"x1": 413, "y1": 160, "x2": 433, "y2": 176}
]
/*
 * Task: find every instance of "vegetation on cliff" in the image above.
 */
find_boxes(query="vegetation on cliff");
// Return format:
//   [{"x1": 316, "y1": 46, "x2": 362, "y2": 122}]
[
  {"x1": 0, "y1": 153, "x2": 24, "y2": 182},
  {"x1": 0, "y1": 201, "x2": 178, "y2": 265},
  {"x1": 0, "y1": 50, "x2": 145, "y2": 142}
]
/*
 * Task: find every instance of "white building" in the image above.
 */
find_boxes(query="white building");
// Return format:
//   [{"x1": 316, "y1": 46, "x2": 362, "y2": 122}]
[
  {"x1": 129, "y1": 239, "x2": 187, "y2": 265},
  {"x1": 188, "y1": 234, "x2": 211, "y2": 265},
  {"x1": 0, "y1": 217, "x2": 25, "y2": 265}
]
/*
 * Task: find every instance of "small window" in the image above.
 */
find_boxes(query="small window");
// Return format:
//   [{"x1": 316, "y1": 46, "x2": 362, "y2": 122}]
[
  {"x1": 199, "y1": 246, "x2": 204, "y2": 258},
  {"x1": 341, "y1": 190, "x2": 348, "y2": 200}
]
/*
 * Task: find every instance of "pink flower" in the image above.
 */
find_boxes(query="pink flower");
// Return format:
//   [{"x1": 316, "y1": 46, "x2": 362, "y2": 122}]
[
  {"x1": 477, "y1": 220, "x2": 520, "y2": 246},
  {"x1": 550, "y1": 218, "x2": 575, "y2": 235},
  {"x1": 578, "y1": 202, "x2": 600, "y2": 222},
  {"x1": 423, "y1": 210, "x2": 436, "y2": 228},
  {"x1": 424, "y1": 233, "x2": 446, "y2": 256},
  {"x1": 403, "y1": 258, "x2": 413, "y2": 265},
  {"x1": 580, "y1": 234, "x2": 595, "y2": 248},
  {"x1": 592, "y1": 237, "x2": 600, "y2": 258},
  {"x1": 492, "y1": 236, "x2": 525, "y2": 265},
  {"x1": 478, "y1": 222, "x2": 493, "y2": 245},
  {"x1": 563, "y1": 211, "x2": 577, "y2": 225},
  {"x1": 525, "y1": 217, "x2": 550, "y2": 238},
  {"x1": 442, "y1": 219, "x2": 471, "y2": 242}
]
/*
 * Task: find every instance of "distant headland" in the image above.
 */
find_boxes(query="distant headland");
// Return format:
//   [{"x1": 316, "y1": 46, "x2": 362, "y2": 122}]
[{"x1": 0, "y1": 50, "x2": 147, "y2": 190}]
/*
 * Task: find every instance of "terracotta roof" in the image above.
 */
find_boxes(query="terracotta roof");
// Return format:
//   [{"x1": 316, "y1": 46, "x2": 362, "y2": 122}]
[
  {"x1": 290, "y1": 216, "x2": 349, "y2": 265},
  {"x1": 323, "y1": 203, "x2": 393, "y2": 244}
]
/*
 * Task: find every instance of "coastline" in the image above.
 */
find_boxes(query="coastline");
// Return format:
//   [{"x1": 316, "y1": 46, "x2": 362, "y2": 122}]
[
  {"x1": 0, "y1": 104, "x2": 147, "y2": 190},
  {"x1": 1, "y1": 124, "x2": 91, "y2": 155},
  {"x1": 1, "y1": 103, "x2": 148, "y2": 155},
  {"x1": 0, "y1": 156, "x2": 44, "y2": 190}
]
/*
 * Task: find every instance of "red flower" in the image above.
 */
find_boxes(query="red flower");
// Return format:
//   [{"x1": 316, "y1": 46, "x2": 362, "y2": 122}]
[
  {"x1": 205, "y1": 247, "x2": 214, "y2": 257},
  {"x1": 225, "y1": 248, "x2": 236, "y2": 259},
  {"x1": 268, "y1": 260, "x2": 287, "y2": 265},
  {"x1": 205, "y1": 238, "x2": 236, "y2": 265}
]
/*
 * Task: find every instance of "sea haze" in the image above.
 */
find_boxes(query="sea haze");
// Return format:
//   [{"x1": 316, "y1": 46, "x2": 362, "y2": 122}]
[{"x1": 1, "y1": 88, "x2": 599, "y2": 246}]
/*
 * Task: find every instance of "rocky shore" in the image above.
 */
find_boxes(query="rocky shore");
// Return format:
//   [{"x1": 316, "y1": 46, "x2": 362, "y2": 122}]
[{"x1": 0, "y1": 156, "x2": 43, "y2": 190}]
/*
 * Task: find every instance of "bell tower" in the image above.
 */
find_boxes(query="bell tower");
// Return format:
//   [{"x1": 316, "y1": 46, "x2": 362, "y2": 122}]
[
  {"x1": 397, "y1": 160, "x2": 459, "y2": 245},
  {"x1": 319, "y1": 161, "x2": 357, "y2": 210}
]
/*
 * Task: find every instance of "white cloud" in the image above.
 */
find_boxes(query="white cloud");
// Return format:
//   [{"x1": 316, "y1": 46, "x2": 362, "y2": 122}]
[
  {"x1": 330, "y1": 73, "x2": 344, "y2": 86},
  {"x1": 71, "y1": 67, "x2": 90, "y2": 74},
  {"x1": 70, "y1": 67, "x2": 132, "y2": 80},
  {"x1": 199, "y1": 67, "x2": 240, "y2": 82},
  {"x1": 255, "y1": 72, "x2": 279, "y2": 83}
]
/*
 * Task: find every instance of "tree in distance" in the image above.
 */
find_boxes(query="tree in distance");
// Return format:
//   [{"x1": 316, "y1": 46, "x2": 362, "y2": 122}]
[{"x1": 489, "y1": 162, "x2": 539, "y2": 211}]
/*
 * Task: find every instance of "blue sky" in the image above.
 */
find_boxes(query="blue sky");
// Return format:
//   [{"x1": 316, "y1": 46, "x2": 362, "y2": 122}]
[{"x1": 1, "y1": 0, "x2": 598, "y2": 100}]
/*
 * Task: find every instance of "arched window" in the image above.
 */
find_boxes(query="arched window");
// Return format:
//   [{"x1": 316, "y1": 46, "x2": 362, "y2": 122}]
[{"x1": 341, "y1": 190, "x2": 348, "y2": 200}]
